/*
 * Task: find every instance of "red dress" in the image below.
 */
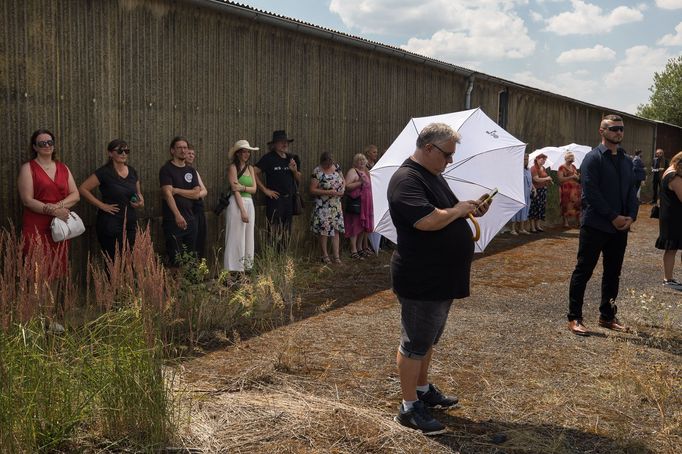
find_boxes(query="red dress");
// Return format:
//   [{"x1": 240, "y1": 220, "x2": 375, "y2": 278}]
[
  {"x1": 558, "y1": 164, "x2": 581, "y2": 218},
  {"x1": 22, "y1": 160, "x2": 71, "y2": 276}
]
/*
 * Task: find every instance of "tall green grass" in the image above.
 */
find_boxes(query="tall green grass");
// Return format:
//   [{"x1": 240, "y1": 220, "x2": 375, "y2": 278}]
[{"x1": 0, "y1": 310, "x2": 173, "y2": 451}]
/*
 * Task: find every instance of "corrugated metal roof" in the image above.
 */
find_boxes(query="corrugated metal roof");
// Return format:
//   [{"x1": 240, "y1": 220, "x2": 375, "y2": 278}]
[{"x1": 185, "y1": 0, "x2": 663, "y2": 124}]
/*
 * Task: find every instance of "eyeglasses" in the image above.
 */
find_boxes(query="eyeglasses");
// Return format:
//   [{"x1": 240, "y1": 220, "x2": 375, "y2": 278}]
[
  {"x1": 431, "y1": 143, "x2": 455, "y2": 160},
  {"x1": 115, "y1": 148, "x2": 130, "y2": 155},
  {"x1": 35, "y1": 140, "x2": 54, "y2": 148},
  {"x1": 606, "y1": 125, "x2": 624, "y2": 132}
]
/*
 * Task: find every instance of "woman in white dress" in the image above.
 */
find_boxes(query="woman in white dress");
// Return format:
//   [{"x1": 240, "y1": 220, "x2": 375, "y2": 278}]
[{"x1": 223, "y1": 140, "x2": 259, "y2": 272}]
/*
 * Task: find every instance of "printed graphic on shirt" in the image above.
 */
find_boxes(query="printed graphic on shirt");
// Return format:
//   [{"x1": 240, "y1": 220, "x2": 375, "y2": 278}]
[{"x1": 184, "y1": 172, "x2": 194, "y2": 183}]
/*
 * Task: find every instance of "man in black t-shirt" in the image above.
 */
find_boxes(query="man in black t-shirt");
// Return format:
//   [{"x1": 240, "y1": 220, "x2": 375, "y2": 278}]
[
  {"x1": 388, "y1": 123, "x2": 490, "y2": 435},
  {"x1": 254, "y1": 130, "x2": 302, "y2": 249},
  {"x1": 159, "y1": 136, "x2": 201, "y2": 266}
]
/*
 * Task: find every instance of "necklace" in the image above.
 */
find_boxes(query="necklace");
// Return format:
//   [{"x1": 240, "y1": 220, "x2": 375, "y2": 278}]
[{"x1": 37, "y1": 160, "x2": 54, "y2": 170}]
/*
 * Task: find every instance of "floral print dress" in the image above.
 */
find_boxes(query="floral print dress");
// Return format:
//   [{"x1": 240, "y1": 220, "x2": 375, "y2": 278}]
[{"x1": 310, "y1": 165, "x2": 345, "y2": 236}]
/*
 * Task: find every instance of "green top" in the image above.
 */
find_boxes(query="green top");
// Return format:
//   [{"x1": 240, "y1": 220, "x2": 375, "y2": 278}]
[{"x1": 238, "y1": 173, "x2": 253, "y2": 198}]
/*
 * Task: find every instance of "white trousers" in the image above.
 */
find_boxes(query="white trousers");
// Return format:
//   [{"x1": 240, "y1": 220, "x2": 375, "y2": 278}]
[{"x1": 223, "y1": 196, "x2": 255, "y2": 271}]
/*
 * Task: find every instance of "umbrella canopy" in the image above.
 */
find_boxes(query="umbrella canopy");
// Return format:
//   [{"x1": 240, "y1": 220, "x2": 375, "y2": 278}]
[
  {"x1": 527, "y1": 146, "x2": 564, "y2": 169},
  {"x1": 528, "y1": 144, "x2": 592, "y2": 171},
  {"x1": 370, "y1": 108, "x2": 527, "y2": 253},
  {"x1": 549, "y1": 143, "x2": 592, "y2": 171}
]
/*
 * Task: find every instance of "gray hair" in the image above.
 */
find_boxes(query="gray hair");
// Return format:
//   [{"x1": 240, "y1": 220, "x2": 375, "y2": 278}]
[{"x1": 416, "y1": 123, "x2": 461, "y2": 148}]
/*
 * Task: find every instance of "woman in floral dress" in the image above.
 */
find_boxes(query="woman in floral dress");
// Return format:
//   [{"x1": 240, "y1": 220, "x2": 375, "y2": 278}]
[
  {"x1": 310, "y1": 152, "x2": 345, "y2": 263},
  {"x1": 558, "y1": 152, "x2": 581, "y2": 228}
]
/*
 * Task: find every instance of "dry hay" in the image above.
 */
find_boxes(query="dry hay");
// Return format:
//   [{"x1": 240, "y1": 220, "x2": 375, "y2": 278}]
[{"x1": 182, "y1": 380, "x2": 451, "y2": 454}]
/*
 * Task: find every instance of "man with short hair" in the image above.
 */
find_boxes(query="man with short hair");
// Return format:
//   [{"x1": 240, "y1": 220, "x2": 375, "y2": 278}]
[
  {"x1": 567, "y1": 115, "x2": 638, "y2": 336},
  {"x1": 652, "y1": 148, "x2": 668, "y2": 204},
  {"x1": 388, "y1": 123, "x2": 490, "y2": 435},
  {"x1": 159, "y1": 137, "x2": 201, "y2": 265},
  {"x1": 254, "y1": 130, "x2": 302, "y2": 248},
  {"x1": 365, "y1": 144, "x2": 379, "y2": 170}
]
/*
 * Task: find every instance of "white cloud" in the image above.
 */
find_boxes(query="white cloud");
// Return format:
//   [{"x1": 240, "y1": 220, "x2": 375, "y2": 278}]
[
  {"x1": 544, "y1": 0, "x2": 644, "y2": 35},
  {"x1": 513, "y1": 70, "x2": 598, "y2": 98},
  {"x1": 529, "y1": 10, "x2": 544, "y2": 22},
  {"x1": 603, "y1": 45, "x2": 673, "y2": 89},
  {"x1": 556, "y1": 45, "x2": 616, "y2": 63},
  {"x1": 655, "y1": 0, "x2": 682, "y2": 9},
  {"x1": 329, "y1": 0, "x2": 535, "y2": 62},
  {"x1": 658, "y1": 22, "x2": 682, "y2": 46}
]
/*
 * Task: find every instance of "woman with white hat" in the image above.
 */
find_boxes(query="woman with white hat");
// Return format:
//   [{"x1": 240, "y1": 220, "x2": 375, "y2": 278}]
[{"x1": 224, "y1": 140, "x2": 259, "y2": 272}]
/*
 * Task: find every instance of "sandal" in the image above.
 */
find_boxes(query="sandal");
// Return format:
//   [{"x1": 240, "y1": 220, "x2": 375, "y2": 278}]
[
  {"x1": 362, "y1": 248, "x2": 374, "y2": 257},
  {"x1": 350, "y1": 252, "x2": 364, "y2": 260},
  {"x1": 321, "y1": 255, "x2": 331, "y2": 264},
  {"x1": 333, "y1": 256, "x2": 342, "y2": 264}
]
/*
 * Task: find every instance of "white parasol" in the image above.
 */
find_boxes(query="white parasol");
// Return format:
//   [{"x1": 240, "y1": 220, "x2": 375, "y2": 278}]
[
  {"x1": 370, "y1": 108, "x2": 527, "y2": 253},
  {"x1": 550, "y1": 143, "x2": 592, "y2": 171}
]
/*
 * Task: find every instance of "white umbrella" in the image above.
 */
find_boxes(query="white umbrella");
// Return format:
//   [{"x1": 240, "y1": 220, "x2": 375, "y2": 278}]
[
  {"x1": 370, "y1": 108, "x2": 527, "y2": 253},
  {"x1": 527, "y1": 146, "x2": 564, "y2": 169},
  {"x1": 549, "y1": 143, "x2": 592, "y2": 171}
]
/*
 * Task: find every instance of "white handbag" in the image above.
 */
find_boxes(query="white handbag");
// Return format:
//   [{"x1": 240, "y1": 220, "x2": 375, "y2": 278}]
[{"x1": 50, "y1": 212, "x2": 85, "y2": 242}]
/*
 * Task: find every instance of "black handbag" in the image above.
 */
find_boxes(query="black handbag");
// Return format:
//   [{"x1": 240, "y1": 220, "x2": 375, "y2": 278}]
[
  {"x1": 650, "y1": 205, "x2": 660, "y2": 219},
  {"x1": 292, "y1": 187, "x2": 304, "y2": 216},
  {"x1": 345, "y1": 195, "x2": 361, "y2": 214}
]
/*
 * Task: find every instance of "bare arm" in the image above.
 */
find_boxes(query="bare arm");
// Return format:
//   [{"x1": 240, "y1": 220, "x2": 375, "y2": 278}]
[
  {"x1": 228, "y1": 164, "x2": 248, "y2": 221},
  {"x1": 414, "y1": 200, "x2": 479, "y2": 231},
  {"x1": 254, "y1": 166, "x2": 278, "y2": 199},
  {"x1": 161, "y1": 184, "x2": 187, "y2": 229},
  {"x1": 79, "y1": 173, "x2": 121, "y2": 216},
  {"x1": 131, "y1": 180, "x2": 144, "y2": 208},
  {"x1": 344, "y1": 169, "x2": 362, "y2": 191}
]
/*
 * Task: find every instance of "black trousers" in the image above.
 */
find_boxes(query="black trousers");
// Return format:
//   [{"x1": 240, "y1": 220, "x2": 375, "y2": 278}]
[
  {"x1": 265, "y1": 194, "x2": 293, "y2": 250},
  {"x1": 97, "y1": 227, "x2": 136, "y2": 262},
  {"x1": 652, "y1": 175, "x2": 661, "y2": 203},
  {"x1": 194, "y1": 207, "x2": 207, "y2": 259},
  {"x1": 568, "y1": 226, "x2": 628, "y2": 321},
  {"x1": 163, "y1": 219, "x2": 198, "y2": 266}
]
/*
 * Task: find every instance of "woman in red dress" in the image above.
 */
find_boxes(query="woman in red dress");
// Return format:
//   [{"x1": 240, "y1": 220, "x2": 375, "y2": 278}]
[
  {"x1": 557, "y1": 152, "x2": 581, "y2": 228},
  {"x1": 17, "y1": 129, "x2": 80, "y2": 277}
]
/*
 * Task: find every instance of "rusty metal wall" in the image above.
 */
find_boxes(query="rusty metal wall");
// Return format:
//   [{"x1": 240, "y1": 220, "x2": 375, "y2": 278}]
[{"x1": 1, "y1": 0, "x2": 675, "y2": 269}]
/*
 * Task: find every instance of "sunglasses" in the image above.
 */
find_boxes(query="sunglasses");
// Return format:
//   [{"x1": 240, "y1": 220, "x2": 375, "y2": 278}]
[
  {"x1": 431, "y1": 143, "x2": 455, "y2": 159},
  {"x1": 35, "y1": 140, "x2": 55, "y2": 148},
  {"x1": 114, "y1": 148, "x2": 131, "y2": 155},
  {"x1": 605, "y1": 125, "x2": 624, "y2": 132}
]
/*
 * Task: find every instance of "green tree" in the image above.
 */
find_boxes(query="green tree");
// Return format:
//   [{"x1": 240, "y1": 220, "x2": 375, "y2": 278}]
[{"x1": 637, "y1": 55, "x2": 682, "y2": 127}]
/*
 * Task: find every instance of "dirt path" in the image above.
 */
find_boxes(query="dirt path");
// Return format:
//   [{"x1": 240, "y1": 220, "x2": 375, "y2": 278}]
[{"x1": 177, "y1": 207, "x2": 680, "y2": 453}]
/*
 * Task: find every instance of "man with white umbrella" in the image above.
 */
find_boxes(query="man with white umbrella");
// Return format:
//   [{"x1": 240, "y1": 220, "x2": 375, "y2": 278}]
[{"x1": 388, "y1": 123, "x2": 490, "y2": 435}]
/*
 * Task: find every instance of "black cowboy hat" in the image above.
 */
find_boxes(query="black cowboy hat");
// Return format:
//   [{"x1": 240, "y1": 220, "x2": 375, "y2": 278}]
[{"x1": 267, "y1": 130, "x2": 294, "y2": 145}]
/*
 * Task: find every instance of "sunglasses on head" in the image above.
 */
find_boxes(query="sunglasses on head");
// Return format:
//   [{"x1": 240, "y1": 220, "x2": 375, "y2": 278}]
[
  {"x1": 115, "y1": 148, "x2": 130, "y2": 155},
  {"x1": 35, "y1": 140, "x2": 54, "y2": 148},
  {"x1": 606, "y1": 125, "x2": 624, "y2": 132}
]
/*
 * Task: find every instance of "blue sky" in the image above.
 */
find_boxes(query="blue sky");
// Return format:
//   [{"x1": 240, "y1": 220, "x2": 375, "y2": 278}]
[{"x1": 235, "y1": 0, "x2": 682, "y2": 115}]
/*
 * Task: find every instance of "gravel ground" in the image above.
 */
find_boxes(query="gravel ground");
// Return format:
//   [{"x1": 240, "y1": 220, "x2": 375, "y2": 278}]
[{"x1": 176, "y1": 206, "x2": 680, "y2": 453}]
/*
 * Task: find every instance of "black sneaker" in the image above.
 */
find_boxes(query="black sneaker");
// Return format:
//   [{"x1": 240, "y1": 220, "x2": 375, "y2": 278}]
[
  {"x1": 417, "y1": 384, "x2": 459, "y2": 409},
  {"x1": 394, "y1": 400, "x2": 446, "y2": 435},
  {"x1": 663, "y1": 279, "x2": 682, "y2": 291}
]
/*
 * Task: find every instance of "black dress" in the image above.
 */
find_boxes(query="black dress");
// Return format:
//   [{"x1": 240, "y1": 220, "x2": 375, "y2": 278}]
[{"x1": 655, "y1": 172, "x2": 682, "y2": 250}]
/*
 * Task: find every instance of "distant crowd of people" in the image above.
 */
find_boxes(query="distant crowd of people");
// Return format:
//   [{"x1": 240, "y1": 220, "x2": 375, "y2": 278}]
[{"x1": 17, "y1": 128, "x2": 382, "y2": 276}]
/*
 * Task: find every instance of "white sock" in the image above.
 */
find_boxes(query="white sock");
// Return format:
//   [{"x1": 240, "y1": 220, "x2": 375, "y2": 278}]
[
  {"x1": 402, "y1": 399, "x2": 417, "y2": 411},
  {"x1": 416, "y1": 384, "x2": 430, "y2": 393}
]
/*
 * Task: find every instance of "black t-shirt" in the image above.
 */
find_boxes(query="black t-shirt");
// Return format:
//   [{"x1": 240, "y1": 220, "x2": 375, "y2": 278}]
[
  {"x1": 159, "y1": 161, "x2": 199, "y2": 223},
  {"x1": 388, "y1": 158, "x2": 474, "y2": 300},
  {"x1": 94, "y1": 164, "x2": 138, "y2": 233},
  {"x1": 255, "y1": 151, "x2": 301, "y2": 196}
]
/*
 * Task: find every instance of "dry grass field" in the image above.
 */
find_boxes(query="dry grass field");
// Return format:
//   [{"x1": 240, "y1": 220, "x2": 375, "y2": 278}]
[{"x1": 175, "y1": 206, "x2": 680, "y2": 453}]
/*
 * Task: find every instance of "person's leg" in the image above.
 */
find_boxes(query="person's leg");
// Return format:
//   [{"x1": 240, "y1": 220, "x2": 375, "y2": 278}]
[
  {"x1": 599, "y1": 231, "x2": 628, "y2": 320},
  {"x1": 568, "y1": 226, "x2": 604, "y2": 321},
  {"x1": 417, "y1": 347, "x2": 433, "y2": 387},
  {"x1": 331, "y1": 231, "x2": 340, "y2": 261},
  {"x1": 397, "y1": 350, "x2": 422, "y2": 402},
  {"x1": 319, "y1": 234, "x2": 329, "y2": 259},
  {"x1": 663, "y1": 249, "x2": 676, "y2": 280}
]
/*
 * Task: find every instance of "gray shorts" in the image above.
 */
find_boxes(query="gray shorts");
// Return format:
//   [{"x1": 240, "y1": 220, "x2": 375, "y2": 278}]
[{"x1": 398, "y1": 296, "x2": 453, "y2": 359}]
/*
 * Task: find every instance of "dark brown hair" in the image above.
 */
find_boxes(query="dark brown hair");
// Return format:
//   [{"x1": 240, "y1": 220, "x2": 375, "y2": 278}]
[{"x1": 29, "y1": 129, "x2": 57, "y2": 160}]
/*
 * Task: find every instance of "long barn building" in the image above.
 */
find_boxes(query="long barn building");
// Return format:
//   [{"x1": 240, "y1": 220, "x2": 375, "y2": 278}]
[{"x1": 2, "y1": 0, "x2": 680, "y2": 266}]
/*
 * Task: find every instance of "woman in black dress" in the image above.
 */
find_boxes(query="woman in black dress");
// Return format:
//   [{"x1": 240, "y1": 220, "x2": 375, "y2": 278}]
[
  {"x1": 79, "y1": 139, "x2": 144, "y2": 261},
  {"x1": 655, "y1": 151, "x2": 682, "y2": 290}
]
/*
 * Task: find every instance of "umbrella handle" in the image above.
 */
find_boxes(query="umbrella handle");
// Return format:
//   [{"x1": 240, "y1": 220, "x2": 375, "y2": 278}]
[{"x1": 468, "y1": 213, "x2": 481, "y2": 241}]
